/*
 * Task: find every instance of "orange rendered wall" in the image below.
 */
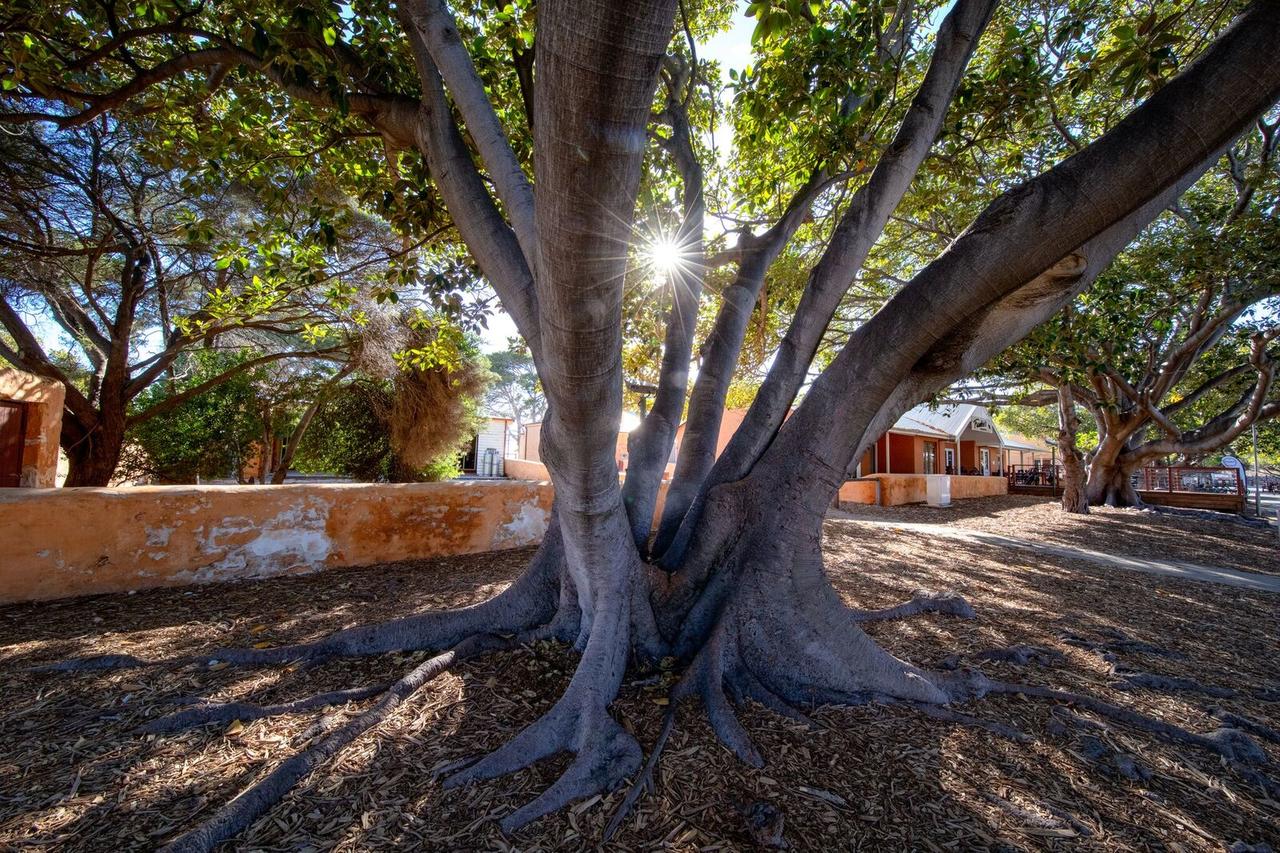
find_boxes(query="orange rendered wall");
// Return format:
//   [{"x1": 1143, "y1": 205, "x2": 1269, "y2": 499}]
[
  {"x1": 504, "y1": 458, "x2": 671, "y2": 527},
  {"x1": 0, "y1": 481, "x2": 554, "y2": 604},
  {"x1": 837, "y1": 473, "x2": 1007, "y2": 507}
]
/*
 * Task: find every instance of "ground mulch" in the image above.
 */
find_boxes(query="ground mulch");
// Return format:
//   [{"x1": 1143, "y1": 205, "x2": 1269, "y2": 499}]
[
  {"x1": 842, "y1": 494, "x2": 1280, "y2": 577},
  {"x1": 1, "y1": 513, "x2": 1278, "y2": 852}
]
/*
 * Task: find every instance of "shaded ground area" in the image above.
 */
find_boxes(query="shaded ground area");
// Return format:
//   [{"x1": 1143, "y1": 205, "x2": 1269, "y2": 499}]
[
  {"x1": 2, "y1": 513, "x2": 1278, "y2": 851},
  {"x1": 843, "y1": 494, "x2": 1280, "y2": 577}
]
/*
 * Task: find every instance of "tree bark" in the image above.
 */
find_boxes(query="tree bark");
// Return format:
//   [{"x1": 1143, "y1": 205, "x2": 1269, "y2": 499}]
[
  {"x1": 61, "y1": 413, "x2": 126, "y2": 487},
  {"x1": 621, "y1": 73, "x2": 706, "y2": 549},
  {"x1": 1085, "y1": 454, "x2": 1142, "y2": 507},
  {"x1": 656, "y1": 0, "x2": 995, "y2": 562},
  {"x1": 1056, "y1": 386, "x2": 1089, "y2": 514}
]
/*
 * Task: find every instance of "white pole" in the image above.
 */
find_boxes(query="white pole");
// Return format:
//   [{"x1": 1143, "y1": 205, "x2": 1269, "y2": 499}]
[{"x1": 1253, "y1": 424, "x2": 1261, "y2": 518}]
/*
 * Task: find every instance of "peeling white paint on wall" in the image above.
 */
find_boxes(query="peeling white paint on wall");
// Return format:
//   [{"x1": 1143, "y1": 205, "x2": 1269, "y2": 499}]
[
  {"x1": 181, "y1": 499, "x2": 335, "y2": 584},
  {"x1": 145, "y1": 526, "x2": 173, "y2": 547},
  {"x1": 495, "y1": 500, "x2": 549, "y2": 548},
  {"x1": 1, "y1": 481, "x2": 555, "y2": 604}
]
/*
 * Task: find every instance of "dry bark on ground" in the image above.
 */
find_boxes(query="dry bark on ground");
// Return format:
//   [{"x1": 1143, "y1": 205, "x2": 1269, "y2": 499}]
[
  {"x1": 843, "y1": 495, "x2": 1280, "y2": 576},
  {"x1": 1, "y1": 520, "x2": 1277, "y2": 852}
]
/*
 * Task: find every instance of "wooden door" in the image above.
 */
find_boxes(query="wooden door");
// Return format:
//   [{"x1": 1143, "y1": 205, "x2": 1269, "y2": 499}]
[{"x1": 0, "y1": 400, "x2": 27, "y2": 488}]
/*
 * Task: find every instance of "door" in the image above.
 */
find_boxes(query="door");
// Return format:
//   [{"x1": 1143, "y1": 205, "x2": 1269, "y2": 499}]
[
  {"x1": 460, "y1": 433, "x2": 479, "y2": 473},
  {"x1": 980, "y1": 447, "x2": 990, "y2": 475},
  {"x1": 0, "y1": 400, "x2": 27, "y2": 488},
  {"x1": 922, "y1": 441, "x2": 937, "y2": 474},
  {"x1": 944, "y1": 447, "x2": 955, "y2": 475}
]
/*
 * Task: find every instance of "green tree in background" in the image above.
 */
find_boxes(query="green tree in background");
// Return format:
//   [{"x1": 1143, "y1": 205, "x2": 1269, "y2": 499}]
[{"x1": 123, "y1": 349, "x2": 263, "y2": 483}]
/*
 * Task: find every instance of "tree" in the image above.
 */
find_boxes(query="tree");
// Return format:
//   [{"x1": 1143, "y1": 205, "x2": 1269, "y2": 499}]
[
  {"x1": 9, "y1": 2, "x2": 1280, "y2": 848},
  {"x1": 484, "y1": 339, "x2": 544, "y2": 437},
  {"x1": 123, "y1": 348, "x2": 265, "y2": 483},
  {"x1": 296, "y1": 312, "x2": 493, "y2": 481},
  {"x1": 975, "y1": 120, "x2": 1280, "y2": 506},
  {"x1": 0, "y1": 122, "x2": 383, "y2": 484}
]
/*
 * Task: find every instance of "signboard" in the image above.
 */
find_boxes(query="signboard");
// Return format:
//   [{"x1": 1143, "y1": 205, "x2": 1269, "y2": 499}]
[{"x1": 1221, "y1": 454, "x2": 1247, "y2": 489}]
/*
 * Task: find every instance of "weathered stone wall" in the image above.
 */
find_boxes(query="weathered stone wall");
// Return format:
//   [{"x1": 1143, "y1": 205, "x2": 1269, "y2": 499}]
[
  {"x1": 838, "y1": 473, "x2": 1007, "y2": 507},
  {"x1": 0, "y1": 481, "x2": 553, "y2": 604}
]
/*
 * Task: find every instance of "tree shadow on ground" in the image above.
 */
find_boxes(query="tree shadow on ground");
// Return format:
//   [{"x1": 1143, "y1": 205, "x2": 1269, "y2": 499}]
[
  {"x1": 839, "y1": 495, "x2": 1280, "y2": 576},
  {"x1": 1, "y1": 528, "x2": 1278, "y2": 850}
]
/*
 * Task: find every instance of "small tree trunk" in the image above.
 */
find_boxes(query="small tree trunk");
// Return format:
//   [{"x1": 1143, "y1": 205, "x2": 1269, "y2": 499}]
[{"x1": 1056, "y1": 387, "x2": 1089, "y2": 514}]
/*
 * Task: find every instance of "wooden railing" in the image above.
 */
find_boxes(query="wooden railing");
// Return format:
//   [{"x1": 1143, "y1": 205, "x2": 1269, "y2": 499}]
[
  {"x1": 1007, "y1": 464, "x2": 1062, "y2": 489},
  {"x1": 1135, "y1": 465, "x2": 1243, "y2": 495}
]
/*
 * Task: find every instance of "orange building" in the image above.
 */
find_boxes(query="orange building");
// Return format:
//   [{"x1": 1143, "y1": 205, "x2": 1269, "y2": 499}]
[
  {"x1": 856, "y1": 404, "x2": 1006, "y2": 477},
  {"x1": 520, "y1": 404, "x2": 1012, "y2": 479}
]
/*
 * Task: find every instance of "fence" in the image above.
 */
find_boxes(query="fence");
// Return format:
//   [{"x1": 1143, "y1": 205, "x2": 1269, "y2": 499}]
[
  {"x1": 1007, "y1": 464, "x2": 1063, "y2": 490},
  {"x1": 1135, "y1": 465, "x2": 1244, "y2": 495}
]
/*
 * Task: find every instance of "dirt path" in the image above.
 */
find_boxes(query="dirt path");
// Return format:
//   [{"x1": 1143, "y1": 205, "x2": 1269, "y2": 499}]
[{"x1": 829, "y1": 510, "x2": 1280, "y2": 593}]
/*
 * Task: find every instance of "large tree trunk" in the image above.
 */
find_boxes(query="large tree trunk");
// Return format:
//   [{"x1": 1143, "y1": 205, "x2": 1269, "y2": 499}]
[
  {"x1": 1057, "y1": 384, "x2": 1089, "y2": 514},
  {"x1": 1084, "y1": 436, "x2": 1142, "y2": 507},
  {"x1": 54, "y1": 4, "x2": 1280, "y2": 851},
  {"x1": 61, "y1": 413, "x2": 125, "y2": 487}
]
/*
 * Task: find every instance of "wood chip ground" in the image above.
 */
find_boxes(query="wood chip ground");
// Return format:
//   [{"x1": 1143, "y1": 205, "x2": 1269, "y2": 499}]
[{"x1": 1, "y1": 497, "x2": 1277, "y2": 851}]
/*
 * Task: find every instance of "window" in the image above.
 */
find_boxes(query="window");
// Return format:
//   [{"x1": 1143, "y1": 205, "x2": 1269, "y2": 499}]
[
  {"x1": 922, "y1": 441, "x2": 937, "y2": 474},
  {"x1": 980, "y1": 447, "x2": 990, "y2": 475},
  {"x1": 944, "y1": 447, "x2": 955, "y2": 475}
]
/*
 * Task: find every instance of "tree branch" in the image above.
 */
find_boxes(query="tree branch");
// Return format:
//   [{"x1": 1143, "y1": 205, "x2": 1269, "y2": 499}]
[
  {"x1": 400, "y1": 0, "x2": 538, "y2": 263},
  {"x1": 127, "y1": 346, "x2": 347, "y2": 426}
]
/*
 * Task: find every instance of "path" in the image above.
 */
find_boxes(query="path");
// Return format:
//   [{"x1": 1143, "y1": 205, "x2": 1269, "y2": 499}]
[{"x1": 827, "y1": 512, "x2": 1280, "y2": 594}]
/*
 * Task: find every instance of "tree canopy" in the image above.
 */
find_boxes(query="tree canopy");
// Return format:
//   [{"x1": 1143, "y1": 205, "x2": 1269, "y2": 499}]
[{"x1": 6, "y1": 1, "x2": 1280, "y2": 848}]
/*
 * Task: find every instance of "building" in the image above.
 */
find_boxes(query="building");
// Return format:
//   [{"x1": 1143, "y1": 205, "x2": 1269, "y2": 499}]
[
  {"x1": 519, "y1": 421, "x2": 635, "y2": 473},
  {"x1": 0, "y1": 368, "x2": 64, "y2": 489},
  {"x1": 462, "y1": 416, "x2": 513, "y2": 477},
  {"x1": 519, "y1": 404, "x2": 1014, "y2": 479},
  {"x1": 856, "y1": 404, "x2": 1007, "y2": 477},
  {"x1": 1002, "y1": 432, "x2": 1055, "y2": 470}
]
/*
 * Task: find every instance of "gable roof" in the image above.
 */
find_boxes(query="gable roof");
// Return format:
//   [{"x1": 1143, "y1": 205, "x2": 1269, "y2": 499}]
[
  {"x1": 890, "y1": 404, "x2": 1003, "y2": 443},
  {"x1": 1002, "y1": 432, "x2": 1052, "y2": 452}
]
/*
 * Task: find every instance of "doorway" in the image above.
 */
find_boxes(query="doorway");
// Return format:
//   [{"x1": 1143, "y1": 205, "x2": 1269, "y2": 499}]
[
  {"x1": 0, "y1": 400, "x2": 27, "y2": 488},
  {"x1": 922, "y1": 441, "x2": 937, "y2": 475}
]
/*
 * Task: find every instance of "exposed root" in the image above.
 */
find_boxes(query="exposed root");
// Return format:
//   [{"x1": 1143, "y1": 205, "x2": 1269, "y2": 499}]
[
  {"x1": 443, "y1": 581, "x2": 642, "y2": 834},
  {"x1": 676, "y1": 626, "x2": 764, "y2": 766},
  {"x1": 1061, "y1": 629, "x2": 1183, "y2": 660},
  {"x1": 140, "y1": 683, "x2": 391, "y2": 735},
  {"x1": 1111, "y1": 665, "x2": 1237, "y2": 698},
  {"x1": 443, "y1": 703, "x2": 642, "y2": 833},
  {"x1": 940, "y1": 644, "x2": 1064, "y2": 670},
  {"x1": 1210, "y1": 708, "x2": 1280, "y2": 745},
  {"x1": 158, "y1": 633, "x2": 513, "y2": 853},
  {"x1": 907, "y1": 702, "x2": 1032, "y2": 743},
  {"x1": 1074, "y1": 733, "x2": 1153, "y2": 781},
  {"x1": 31, "y1": 653, "x2": 149, "y2": 672},
  {"x1": 602, "y1": 709, "x2": 676, "y2": 842},
  {"x1": 984, "y1": 680, "x2": 1268, "y2": 764},
  {"x1": 850, "y1": 589, "x2": 975, "y2": 622},
  {"x1": 37, "y1": 525, "x2": 566, "y2": 676}
]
